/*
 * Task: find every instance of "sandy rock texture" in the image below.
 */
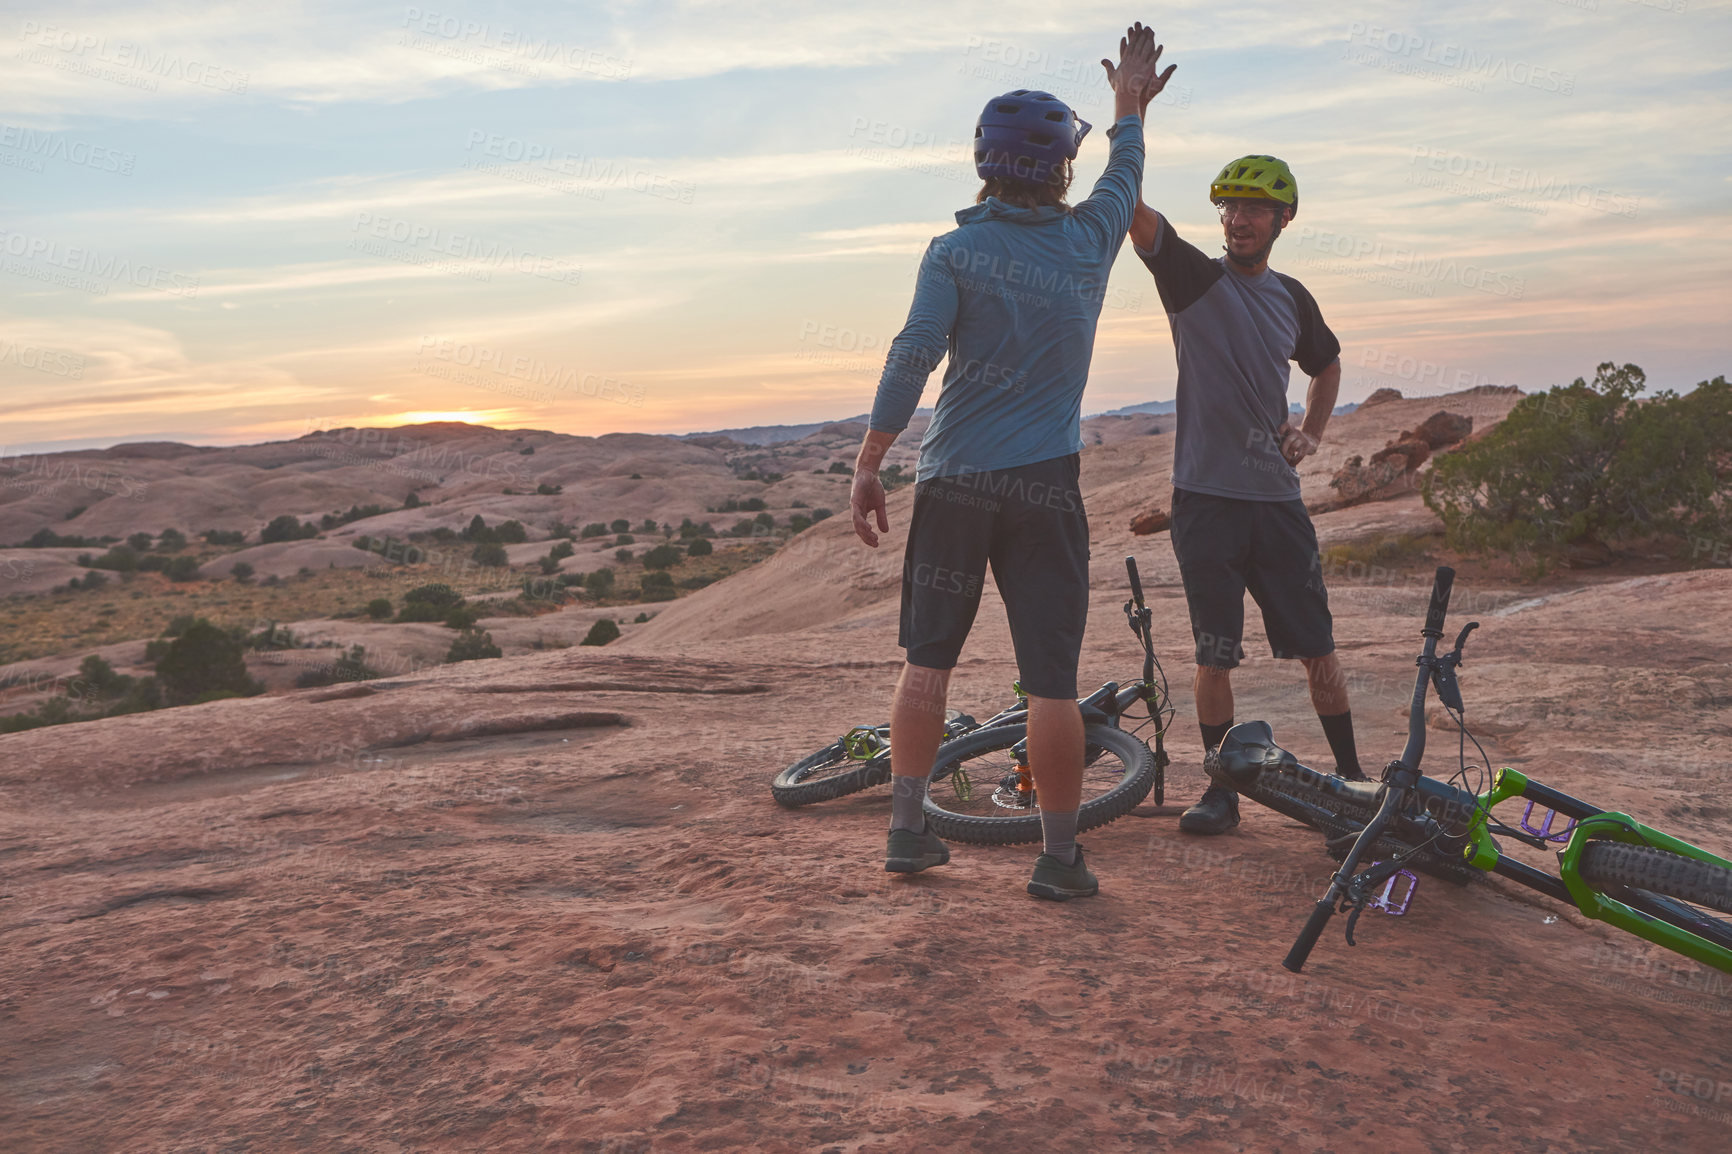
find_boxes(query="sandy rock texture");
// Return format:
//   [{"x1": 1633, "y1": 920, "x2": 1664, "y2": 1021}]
[{"x1": 3, "y1": 387, "x2": 1728, "y2": 1152}]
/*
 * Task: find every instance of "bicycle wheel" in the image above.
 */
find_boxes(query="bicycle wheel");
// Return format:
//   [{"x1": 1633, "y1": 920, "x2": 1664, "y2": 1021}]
[
  {"x1": 922, "y1": 723, "x2": 1156, "y2": 846},
  {"x1": 1578, "y1": 842, "x2": 1732, "y2": 953},
  {"x1": 1235, "y1": 765, "x2": 1478, "y2": 886},
  {"x1": 770, "y1": 731, "x2": 890, "y2": 808}
]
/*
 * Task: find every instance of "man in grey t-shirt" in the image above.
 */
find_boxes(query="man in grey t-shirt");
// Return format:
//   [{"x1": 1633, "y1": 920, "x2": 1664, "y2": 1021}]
[{"x1": 1129, "y1": 155, "x2": 1367, "y2": 835}]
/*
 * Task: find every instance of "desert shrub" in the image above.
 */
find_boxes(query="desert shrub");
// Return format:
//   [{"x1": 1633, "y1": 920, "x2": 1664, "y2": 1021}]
[
  {"x1": 154, "y1": 619, "x2": 263, "y2": 706},
  {"x1": 638, "y1": 570, "x2": 676, "y2": 602},
  {"x1": 295, "y1": 644, "x2": 380, "y2": 688},
  {"x1": 128, "y1": 531, "x2": 153, "y2": 552},
  {"x1": 463, "y1": 514, "x2": 493, "y2": 542},
  {"x1": 614, "y1": 533, "x2": 635, "y2": 546},
  {"x1": 495, "y1": 519, "x2": 527, "y2": 544},
  {"x1": 548, "y1": 521, "x2": 573, "y2": 539},
  {"x1": 366, "y1": 597, "x2": 393, "y2": 619},
  {"x1": 549, "y1": 540, "x2": 575, "y2": 561},
  {"x1": 538, "y1": 482, "x2": 563, "y2": 495},
  {"x1": 558, "y1": 572, "x2": 585, "y2": 587},
  {"x1": 615, "y1": 548, "x2": 633, "y2": 563},
  {"x1": 320, "y1": 504, "x2": 389, "y2": 530},
  {"x1": 638, "y1": 518, "x2": 657, "y2": 533},
  {"x1": 85, "y1": 545, "x2": 139, "y2": 572},
  {"x1": 202, "y1": 528, "x2": 246, "y2": 546},
  {"x1": 584, "y1": 569, "x2": 614, "y2": 595},
  {"x1": 261, "y1": 514, "x2": 319, "y2": 544},
  {"x1": 640, "y1": 544, "x2": 682, "y2": 570},
  {"x1": 428, "y1": 526, "x2": 457, "y2": 543},
  {"x1": 156, "y1": 528, "x2": 187, "y2": 552},
  {"x1": 827, "y1": 461, "x2": 851, "y2": 474},
  {"x1": 71, "y1": 570, "x2": 108, "y2": 591},
  {"x1": 811, "y1": 507, "x2": 833, "y2": 521},
  {"x1": 739, "y1": 497, "x2": 766, "y2": 512},
  {"x1": 580, "y1": 522, "x2": 608, "y2": 538},
  {"x1": 445, "y1": 629, "x2": 502, "y2": 662},
  {"x1": 164, "y1": 555, "x2": 201, "y2": 582},
  {"x1": 403, "y1": 491, "x2": 421, "y2": 508},
  {"x1": 685, "y1": 537, "x2": 713, "y2": 557},
  {"x1": 444, "y1": 605, "x2": 481, "y2": 630},
  {"x1": 788, "y1": 515, "x2": 812, "y2": 534},
  {"x1": 231, "y1": 561, "x2": 255, "y2": 582},
  {"x1": 397, "y1": 583, "x2": 465, "y2": 622},
  {"x1": 678, "y1": 574, "x2": 713, "y2": 589},
  {"x1": 1425, "y1": 364, "x2": 1732, "y2": 555},
  {"x1": 471, "y1": 542, "x2": 509, "y2": 567},
  {"x1": 581, "y1": 618, "x2": 621, "y2": 646},
  {"x1": 791, "y1": 499, "x2": 808, "y2": 508},
  {"x1": 538, "y1": 554, "x2": 560, "y2": 575},
  {"x1": 610, "y1": 518, "x2": 630, "y2": 533},
  {"x1": 725, "y1": 519, "x2": 754, "y2": 538}
]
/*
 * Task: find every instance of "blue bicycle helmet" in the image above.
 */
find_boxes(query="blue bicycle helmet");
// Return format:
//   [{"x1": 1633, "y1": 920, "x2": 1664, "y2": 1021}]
[{"x1": 974, "y1": 90, "x2": 1091, "y2": 183}]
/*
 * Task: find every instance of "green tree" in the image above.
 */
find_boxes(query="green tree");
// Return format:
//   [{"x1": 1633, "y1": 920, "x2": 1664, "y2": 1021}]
[
  {"x1": 445, "y1": 629, "x2": 502, "y2": 662},
  {"x1": 641, "y1": 544, "x2": 682, "y2": 570},
  {"x1": 128, "y1": 531, "x2": 153, "y2": 552},
  {"x1": 156, "y1": 528, "x2": 187, "y2": 552},
  {"x1": 154, "y1": 620, "x2": 263, "y2": 705},
  {"x1": 471, "y1": 542, "x2": 509, "y2": 567},
  {"x1": 261, "y1": 515, "x2": 317, "y2": 544},
  {"x1": 366, "y1": 597, "x2": 393, "y2": 619},
  {"x1": 610, "y1": 518, "x2": 630, "y2": 533},
  {"x1": 581, "y1": 618, "x2": 621, "y2": 646},
  {"x1": 580, "y1": 522, "x2": 608, "y2": 538},
  {"x1": 1425, "y1": 364, "x2": 1732, "y2": 555},
  {"x1": 686, "y1": 537, "x2": 713, "y2": 557},
  {"x1": 231, "y1": 561, "x2": 255, "y2": 582}
]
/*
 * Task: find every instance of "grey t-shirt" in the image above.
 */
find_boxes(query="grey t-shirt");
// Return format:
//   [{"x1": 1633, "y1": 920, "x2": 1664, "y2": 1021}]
[{"x1": 1135, "y1": 215, "x2": 1340, "y2": 500}]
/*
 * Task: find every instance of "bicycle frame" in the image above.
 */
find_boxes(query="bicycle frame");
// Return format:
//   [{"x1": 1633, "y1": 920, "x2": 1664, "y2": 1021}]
[
  {"x1": 1284, "y1": 564, "x2": 1732, "y2": 976},
  {"x1": 1460, "y1": 769, "x2": 1732, "y2": 973}
]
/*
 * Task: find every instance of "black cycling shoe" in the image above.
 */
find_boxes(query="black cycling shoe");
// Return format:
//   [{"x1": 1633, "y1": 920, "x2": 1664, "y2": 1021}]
[{"x1": 1178, "y1": 785, "x2": 1240, "y2": 834}]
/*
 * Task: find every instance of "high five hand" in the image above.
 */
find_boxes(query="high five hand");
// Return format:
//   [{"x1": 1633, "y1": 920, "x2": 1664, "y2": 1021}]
[{"x1": 1101, "y1": 22, "x2": 1177, "y2": 113}]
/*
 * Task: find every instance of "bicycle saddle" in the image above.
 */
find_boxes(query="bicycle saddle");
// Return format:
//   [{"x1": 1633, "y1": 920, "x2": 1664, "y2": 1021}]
[
  {"x1": 1209, "y1": 720, "x2": 1293, "y2": 790},
  {"x1": 1209, "y1": 722, "x2": 1384, "y2": 807}
]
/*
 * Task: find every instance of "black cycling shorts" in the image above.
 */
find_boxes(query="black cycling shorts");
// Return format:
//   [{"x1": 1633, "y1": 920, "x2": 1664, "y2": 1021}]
[
  {"x1": 1168, "y1": 486, "x2": 1334, "y2": 670},
  {"x1": 898, "y1": 454, "x2": 1089, "y2": 699}
]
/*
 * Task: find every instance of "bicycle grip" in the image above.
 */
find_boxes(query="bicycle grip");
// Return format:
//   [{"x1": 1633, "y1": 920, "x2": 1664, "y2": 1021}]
[
  {"x1": 1282, "y1": 898, "x2": 1336, "y2": 973},
  {"x1": 1424, "y1": 566, "x2": 1456, "y2": 636},
  {"x1": 1125, "y1": 556, "x2": 1145, "y2": 606}
]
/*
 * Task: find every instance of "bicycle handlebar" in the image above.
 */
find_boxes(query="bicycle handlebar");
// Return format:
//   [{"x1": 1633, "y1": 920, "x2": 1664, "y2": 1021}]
[
  {"x1": 1125, "y1": 555, "x2": 1145, "y2": 607},
  {"x1": 1424, "y1": 565, "x2": 1455, "y2": 637}
]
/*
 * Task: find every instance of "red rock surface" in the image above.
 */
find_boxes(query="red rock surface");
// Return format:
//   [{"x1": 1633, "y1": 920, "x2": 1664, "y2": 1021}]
[{"x1": 3, "y1": 388, "x2": 1727, "y2": 1151}]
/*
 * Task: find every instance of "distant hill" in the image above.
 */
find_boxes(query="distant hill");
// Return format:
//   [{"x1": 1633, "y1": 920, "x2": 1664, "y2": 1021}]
[{"x1": 1088, "y1": 400, "x2": 1360, "y2": 418}]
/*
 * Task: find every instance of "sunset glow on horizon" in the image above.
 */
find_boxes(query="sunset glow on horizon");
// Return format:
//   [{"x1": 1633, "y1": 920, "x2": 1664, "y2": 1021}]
[{"x1": 2, "y1": 2, "x2": 1728, "y2": 453}]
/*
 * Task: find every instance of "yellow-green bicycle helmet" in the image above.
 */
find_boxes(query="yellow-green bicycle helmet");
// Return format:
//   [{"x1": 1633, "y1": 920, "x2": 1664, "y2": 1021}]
[{"x1": 1210, "y1": 155, "x2": 1298, "y2": 217}]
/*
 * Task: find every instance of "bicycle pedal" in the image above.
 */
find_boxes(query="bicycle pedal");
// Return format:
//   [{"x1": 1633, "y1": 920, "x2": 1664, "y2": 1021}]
[
  {"x1": 1519, "y1": 800, "x2": 1577, "y2": 843},
  {"x1": 1366, "y1": 864, "x2": 1418, "y2": 916}
]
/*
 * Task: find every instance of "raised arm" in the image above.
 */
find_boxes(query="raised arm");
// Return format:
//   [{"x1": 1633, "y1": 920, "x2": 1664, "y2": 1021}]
[{"x1": 1102, "y1": 25, "x2": 1175, "y2": 252}]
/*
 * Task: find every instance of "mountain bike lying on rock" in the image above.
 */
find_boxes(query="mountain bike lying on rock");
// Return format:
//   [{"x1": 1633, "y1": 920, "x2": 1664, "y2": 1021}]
[
  {"x1": 1205, "y1": 565, "x2": 1732, "y2": 976},
  {"x1": 773, "y1": 557, "x2": 1173, "y2": 847}
]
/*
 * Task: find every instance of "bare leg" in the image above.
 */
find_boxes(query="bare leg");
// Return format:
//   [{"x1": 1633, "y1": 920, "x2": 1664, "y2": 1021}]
[
  {"x1": 1193, "y1": 664, "x2": 1234, "y2": 727},
  {"x1": 888, "y1": 663, "x2": 951, "y2": 830},
  {"x1": 1025, "y1": 694, "x2": 1084, "y2": 813},
  {"x1": 1300, "y1": 652, "x2": 1349, "y2": 715}
]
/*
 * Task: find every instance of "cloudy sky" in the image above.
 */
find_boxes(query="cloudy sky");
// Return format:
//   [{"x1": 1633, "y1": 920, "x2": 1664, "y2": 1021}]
[{"x1": 1, "y1": 1, "x2": 1727, "y2": 451}]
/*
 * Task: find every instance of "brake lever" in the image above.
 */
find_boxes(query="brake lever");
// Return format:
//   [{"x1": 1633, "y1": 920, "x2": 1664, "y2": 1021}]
[{"x1": 1451, "y1": 621, "x2": 1479, "y2": 660}]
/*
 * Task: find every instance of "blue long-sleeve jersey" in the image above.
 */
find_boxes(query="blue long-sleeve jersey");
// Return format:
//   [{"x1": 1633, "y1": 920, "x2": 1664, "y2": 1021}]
[{"x1": 868, "y1": 115, "x2": 1145, "y2": 482}]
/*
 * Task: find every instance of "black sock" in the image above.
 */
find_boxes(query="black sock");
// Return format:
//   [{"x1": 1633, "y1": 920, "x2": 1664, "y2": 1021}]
[
  {"x1": 1200, "y1": 719, "x2": 1233, "y2": 756},
  {"x1": 1319, "y1": 710, "x2": 1364, "y2": 780}
]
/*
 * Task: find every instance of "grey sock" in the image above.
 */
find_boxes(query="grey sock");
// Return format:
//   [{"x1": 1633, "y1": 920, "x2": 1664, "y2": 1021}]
[
  {"x1": 1040, "y1": 808, "x2": 1080, "y2": 866},
  {"x1": 889, "y1": 774, "x2": 925, "y2": 833}
]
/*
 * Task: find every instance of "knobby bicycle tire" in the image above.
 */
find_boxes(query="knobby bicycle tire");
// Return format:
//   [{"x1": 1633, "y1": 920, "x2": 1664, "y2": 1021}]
[
  {"x1": 1235, "y1": 766, "x2": 1479, "y2": 887},
  {"x1": 1578, "y1": 842, "x2": 1732, "y2": 916},
  {"x1": 922, "y1": 723, "x2": 1156, "y2": 846},
  {"x1": 771, "y1": 740, "x2": 891, "y2": 808}
]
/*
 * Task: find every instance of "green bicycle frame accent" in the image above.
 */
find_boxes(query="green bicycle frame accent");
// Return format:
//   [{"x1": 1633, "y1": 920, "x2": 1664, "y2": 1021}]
[{"x1": 1463, "y1": 768, "x2": 1732, "y2": 974}]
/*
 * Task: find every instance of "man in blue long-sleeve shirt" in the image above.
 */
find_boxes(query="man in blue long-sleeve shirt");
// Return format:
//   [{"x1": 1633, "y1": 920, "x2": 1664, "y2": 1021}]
[{"x1": 851, "y1": 24, "x2": 1176, "y2": 900}]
